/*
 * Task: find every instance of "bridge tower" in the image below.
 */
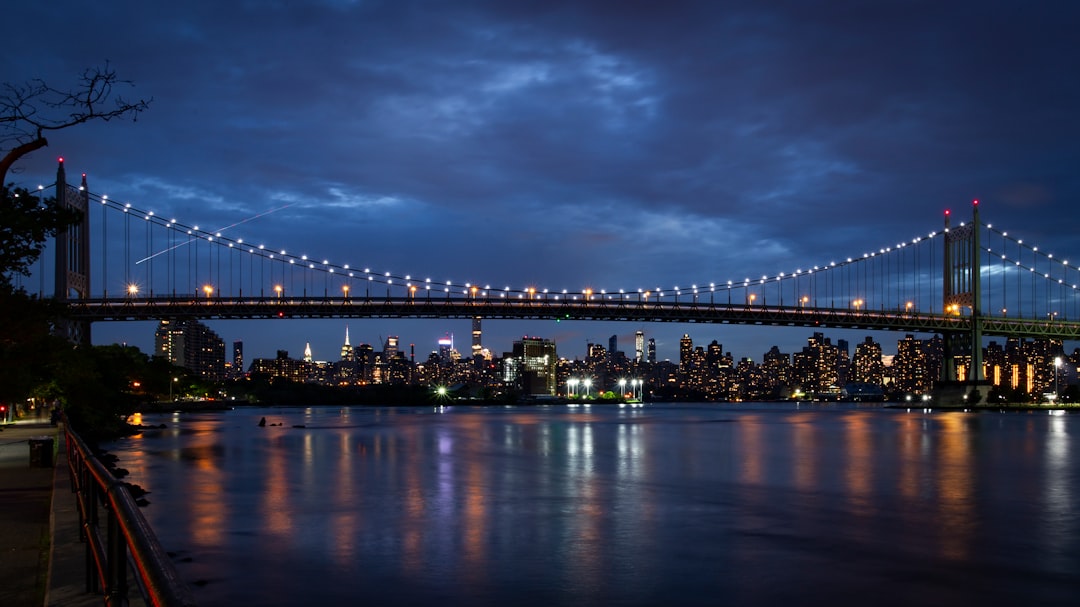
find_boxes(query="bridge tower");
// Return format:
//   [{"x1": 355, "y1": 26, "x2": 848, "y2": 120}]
[
  {"x1": 53, "y1": 158, "x2": 92, "y2": 345},
  {"x1": 942, "y1": 200, "x2": 984, "y2": 386}
]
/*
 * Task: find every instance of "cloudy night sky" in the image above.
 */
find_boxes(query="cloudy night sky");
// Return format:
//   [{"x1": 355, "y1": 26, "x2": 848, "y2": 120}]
[{"x1": 6, "y1": 1, "x2": 1080, "y2": 363}]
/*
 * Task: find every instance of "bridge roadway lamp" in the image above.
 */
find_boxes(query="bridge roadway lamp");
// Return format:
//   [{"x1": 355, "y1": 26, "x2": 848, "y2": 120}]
[
  {"x1": 275, "y1": 285, "x2": 283, "y2": 299},
  {"x1": 203, "y1": 285, "x2": 214, "y2": 299}
]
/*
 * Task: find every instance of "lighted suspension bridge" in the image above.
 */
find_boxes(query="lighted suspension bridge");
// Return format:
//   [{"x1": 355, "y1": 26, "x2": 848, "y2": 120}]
[{"x1": 21, "y1": 160, "x2": 1080, "y2": 384}]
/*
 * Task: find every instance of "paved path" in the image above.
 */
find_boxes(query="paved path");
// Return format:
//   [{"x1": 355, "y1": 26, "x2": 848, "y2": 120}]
[
  {"x1": 0, "y1": 422, "x2": 57, "y2": 607},
  {"x1": 0, "y1": 421, "x2": 145, "y2": 607}
]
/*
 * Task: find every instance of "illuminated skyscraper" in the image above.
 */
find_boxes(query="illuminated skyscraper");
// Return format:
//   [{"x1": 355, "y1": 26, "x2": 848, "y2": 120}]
[
  {"x1": 511, "y1": 337, "x2": 558, "y2": 396},
  {"x1": 384, "y1": 336, "x2": 399, "y2": 360},
  {"x1": 635, "y1": 331, "x2": 644, "y2": 363},
  {"x1": 340, "y1": 325, "x2": 354, "y2": 362},
  {"x1": 233, "y1": 340, "x2": 244, "y2": 377},
  {"x1": 851, "y1": 336, "x2": 883, "y2": 385},
  {"x1": 648, "y1": 338, "x2": 656, "y2": 363},
  {"x1": 154, "y1": 319, "x2": 226, "y2": 381},
  {"x1": 472, "y1": 317, "x2": 482, "y2": 360},
  {"x1": 438, "y1": 333, "x2": 454, "y2": 363},
  {"x1": 679, "y1": 334, "x2": 693, "y2": 368}
]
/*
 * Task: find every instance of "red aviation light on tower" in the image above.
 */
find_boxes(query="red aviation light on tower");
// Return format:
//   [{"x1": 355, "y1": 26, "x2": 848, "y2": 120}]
[
  {"x1": 58, "y1": 157, "x2": 64, "y2": 163},
  {"x1": 973, "y1": 199, "x2": 979, "y2": 207},
  {"x1": 944, "y1": 209, "x2": 951, "y2": 217}
]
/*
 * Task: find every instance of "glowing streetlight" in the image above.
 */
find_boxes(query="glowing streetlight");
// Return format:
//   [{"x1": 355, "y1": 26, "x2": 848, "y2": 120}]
[
  {"x1": 618, "y1": 378, "x2": 627, "y2": 397},
  {"x1": 274, "y1": 284, "x2": 283, "y2": 299},
  {"x1": 127, "y1": 283, "x2": 139, "y2": 297},
  {"x1": 748, "y1": 293, "x2": 756, "y2": 306},
  {"x1": 342, "y1": 284, "x2": 350, "y2": 299},
  {"x1": 800, "y1": 295, "x2": 809, "y2": 309},
  {"x1": 203, "y1": 284, "x2": 214, "y2": 299},
  {"x1": 905, "y1": 301, "x2": 913, "y2": 314},
  {"x1": 852, "y1": 298, "x2": 863, "y2": 311},
  {"x1": 583, "y1": 378, "x2": 592, "y2": 398},
  {"x1": 568, "y1": 378, "x2": 579, "y2": 397},
  {"x1": 584, "y1": 288, "x2": 593, "y2": 301}
]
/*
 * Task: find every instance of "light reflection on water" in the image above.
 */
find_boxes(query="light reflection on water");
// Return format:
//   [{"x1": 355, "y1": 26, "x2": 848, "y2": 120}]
[{"x1": 107, "y1": 404, "x2": 1080, "y2": 606}]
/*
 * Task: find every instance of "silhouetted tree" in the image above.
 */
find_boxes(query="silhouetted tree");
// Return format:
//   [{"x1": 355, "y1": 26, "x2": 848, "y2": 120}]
[{"x1": 1, "y1": 63, "x2": 150, "y2": 185}]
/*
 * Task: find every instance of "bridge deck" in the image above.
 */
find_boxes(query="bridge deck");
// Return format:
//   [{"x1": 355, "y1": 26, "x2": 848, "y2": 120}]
[{"x1": 62, "y1": 296, "x2": 1080, "y2": 339}]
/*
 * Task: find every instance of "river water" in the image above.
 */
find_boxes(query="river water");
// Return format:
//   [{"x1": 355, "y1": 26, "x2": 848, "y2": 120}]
[{"x1": 104, "y1": 403, "x2": 1080, "y2": 606}]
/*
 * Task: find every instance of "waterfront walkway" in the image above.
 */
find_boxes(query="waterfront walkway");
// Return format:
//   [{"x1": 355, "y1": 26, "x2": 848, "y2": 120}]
[{"x1": 0, "y1": 420, "x2": 131, "y2": 607}]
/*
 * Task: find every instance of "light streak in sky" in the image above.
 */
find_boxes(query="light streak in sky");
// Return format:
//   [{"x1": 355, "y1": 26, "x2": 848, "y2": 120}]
[{"x1": 135, "y1": 202, "x2": 297, "y2": 264}]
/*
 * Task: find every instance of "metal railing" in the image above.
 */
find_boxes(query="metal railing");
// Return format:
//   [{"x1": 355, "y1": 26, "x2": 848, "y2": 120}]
[{"x1": 65, "y1": 420, "x2": 197, "y2": 607}]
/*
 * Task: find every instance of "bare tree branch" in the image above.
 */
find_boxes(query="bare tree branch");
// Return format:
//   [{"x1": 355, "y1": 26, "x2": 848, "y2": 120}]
[{"x1": 0, "y1": 63, "x2": 151, "y2": 185}]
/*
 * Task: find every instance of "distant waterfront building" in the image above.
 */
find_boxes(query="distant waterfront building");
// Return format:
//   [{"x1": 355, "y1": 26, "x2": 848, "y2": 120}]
[
  {"x1": 154, "y1": 319, "x2": 226, "y2": 381},
  {"x1": 792, "y1": 332, "x2": 839, "y2": 395},
  {"x1": 510, "y1": 337, "x2": 557, "y2": 396},
  {"x1": 761, "y1": 345, "x2": 792, "y2": 397},
  {"x1": 438, "y1": 333, "x2": 455, "y2": 364},
  {"x1": 608, "y1": 335, "x2": 618, "y2": 363},
  {"x1": 893, "y1": 334, "x2": 931, "y2": 394},
  {"x1": 340, "y1": 326, "x2": 354, "y2": 362},
  {"x1": 232, "y1": 340, "x2": 244, "y2": 379},
  {"x1": 679, "y1": 334, "x2": 693, "y2": 367},
  {"x1": 648, "y1": 338, "x2": 656, "y2": 363},
  {"x1": 851, "y1": 336, "x2": 884, "y2": 386},
  {"x1": 472, "y1": 317, "x2": 483, "y2": 361},
  {"x1": 250, "y1": 350, "x2": 309, "y2": 383},
  {"x1": 635, "y1": 331, "x2": 644, "y2": 363},
  {"x1": 384, "y1": 336, "x2": 399, "y2": 361},
  {"x1": 303, "y1": 342, "x2": 313, "y2": 363}
]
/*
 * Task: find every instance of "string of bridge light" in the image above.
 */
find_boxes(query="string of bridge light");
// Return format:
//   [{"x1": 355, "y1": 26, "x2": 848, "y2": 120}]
[
  {"x1": 985, "y1": 225, "x2": 1079, "y2": 289},
  {"x1": 84, "y1": 186, "x2": 949, "y2": 301},
  {"x1": 984, "y1": 224, "x2": 1080, "y2": 322}
]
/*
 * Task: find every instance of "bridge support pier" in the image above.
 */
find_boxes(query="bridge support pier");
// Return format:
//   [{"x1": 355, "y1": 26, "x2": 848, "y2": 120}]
[
  {"x1": 53, "y1": 159, "x2": 92, "y2": 345},
  {"x1": 935, "y1": 200, "x2": 988, "y2": 406}
]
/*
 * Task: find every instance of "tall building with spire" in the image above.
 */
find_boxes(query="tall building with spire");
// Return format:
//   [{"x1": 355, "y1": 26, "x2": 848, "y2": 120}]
[
  {"x1": 340, "y1": 325, "x2": 355, "y2": 362},
  {"x1": 303, "y1": 343, "x2": 313, "y2": 363}
]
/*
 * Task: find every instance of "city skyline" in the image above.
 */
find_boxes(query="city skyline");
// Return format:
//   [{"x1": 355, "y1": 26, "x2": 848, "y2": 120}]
[{"x1": 7, "y1": 2, "x2": 1080, "y2": 360}]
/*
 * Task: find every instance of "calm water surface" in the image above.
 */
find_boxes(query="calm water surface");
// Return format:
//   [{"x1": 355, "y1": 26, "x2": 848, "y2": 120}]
[{"x1": 106, "y1": 403, "x2": 1080, "y2": 606}]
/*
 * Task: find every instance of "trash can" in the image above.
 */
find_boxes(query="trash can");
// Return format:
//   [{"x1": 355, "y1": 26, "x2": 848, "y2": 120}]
[{"x1": 29, "y1": 436, "x2": 54, "y2": 468}]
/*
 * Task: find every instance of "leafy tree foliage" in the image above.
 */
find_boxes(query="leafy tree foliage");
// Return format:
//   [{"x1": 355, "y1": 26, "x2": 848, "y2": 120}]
[{"x1": 0, "y1": 65, "x2": 149, "y2": 436}]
